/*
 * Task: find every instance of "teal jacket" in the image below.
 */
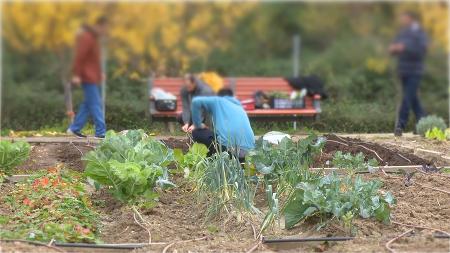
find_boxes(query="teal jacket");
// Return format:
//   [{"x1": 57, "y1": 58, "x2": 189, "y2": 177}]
[{"x1": 191, "y1": 96, "x2": 255, "y2": 151}]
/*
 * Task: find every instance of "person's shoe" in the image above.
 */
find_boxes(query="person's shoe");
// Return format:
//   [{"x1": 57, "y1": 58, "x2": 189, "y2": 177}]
[
  {"x1": 394, "y1": 128, "x2": 403, "y2": 137},
  {"x1": 94, "y1": 135, "x2": 105, "y2": 140},
  {"x1": 66, "y1": 128, "x2": 87, "y2": 138}
]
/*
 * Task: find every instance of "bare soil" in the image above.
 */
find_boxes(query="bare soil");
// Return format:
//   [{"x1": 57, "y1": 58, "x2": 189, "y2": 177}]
[
  {"x1": 15, "y1": 142, "x2": 94, "y2": 173},
  {"x1": 314, "y1": 134, "x2": 431, "y2": 167},
  {"x1": 3, "y1": 135, "x2": 450, "y2": 252},
  {"x1": 0, "y1": 241, "x2": 62, "y2": 253}
]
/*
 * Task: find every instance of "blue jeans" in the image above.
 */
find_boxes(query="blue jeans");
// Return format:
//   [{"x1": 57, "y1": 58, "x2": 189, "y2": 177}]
[
  {"x1": 70, "y1": 84, "x2": 106, "y2": 136},
  {"x1": 397, "y1": 75, "x2": 425, "y2": 129}
]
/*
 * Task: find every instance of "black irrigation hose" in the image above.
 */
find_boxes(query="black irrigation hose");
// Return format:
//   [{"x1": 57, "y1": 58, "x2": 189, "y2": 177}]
[
  {"x1": 53, "y1": 242, "x2": 147, "y2": 249},
  {"x1": 433, "y1": 234, "x2": 450, "y2": 239},
  {"x1": 262, "y1": 236, "x2": 354, "y2": 244}
]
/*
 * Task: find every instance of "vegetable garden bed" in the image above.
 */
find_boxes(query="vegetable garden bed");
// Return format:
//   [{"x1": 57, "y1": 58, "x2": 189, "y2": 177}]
[{"x1": 1, "y1": 133, "x2": 449, "y2": 253}]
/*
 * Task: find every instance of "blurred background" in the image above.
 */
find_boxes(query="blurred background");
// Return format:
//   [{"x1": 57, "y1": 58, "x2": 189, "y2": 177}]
[{"x1": 1, "y1": 1, "x2": 448, "y2": 134}]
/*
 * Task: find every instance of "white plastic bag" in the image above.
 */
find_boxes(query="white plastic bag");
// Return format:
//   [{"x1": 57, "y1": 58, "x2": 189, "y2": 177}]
[
  {"x1": 262, "y1": 131, "x2": 291, "y2": 144},
  {"x1": 151, "y1": 88, "x2": 176, "y2": 100}
]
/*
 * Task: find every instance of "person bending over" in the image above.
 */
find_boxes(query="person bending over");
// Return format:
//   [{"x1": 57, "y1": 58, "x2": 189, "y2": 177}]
[
  {"x1": 189, "y1": 88, "x2": 255, "y2": 160},
  {"x1": 178, "y1": 74, "x2": 214, "y2": 133}
]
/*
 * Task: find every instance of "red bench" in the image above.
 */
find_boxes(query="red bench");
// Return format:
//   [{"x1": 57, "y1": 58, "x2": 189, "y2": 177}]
[{"x1": 148, "y1": 77, "x2": 321, "y2": 122}]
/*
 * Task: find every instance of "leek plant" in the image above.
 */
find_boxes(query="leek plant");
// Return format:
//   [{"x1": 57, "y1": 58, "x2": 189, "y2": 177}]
[{"x1": 196, "y1": 151, "x2": 260, "y2": 219}]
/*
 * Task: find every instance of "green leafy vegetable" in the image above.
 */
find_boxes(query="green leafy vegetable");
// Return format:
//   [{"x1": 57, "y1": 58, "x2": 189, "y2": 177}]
[
  {"x1": 332, "y1": 151, "x2": 379, "y2": 173},
  {"x1": 174, "y1": 142, "x2": 208, "y2": 178},
  {"x1": 0, "y1": 140, "x2": 31, "y2": 177},
  {"x1": 246, "y1": 134, "x2": 325, "y2": 189},
  {"x1": 83, "y1": 130, "x2": 175, "y2": 203},
  {"x1": 416, "y1": 115, "x2": 447, "y2": 136},
  {"x1": 284, "y1": 172, "x2": 395, "y2": 229},
  {"x1": 425, "y1": 127, "x2": 447, "y2": 141}
]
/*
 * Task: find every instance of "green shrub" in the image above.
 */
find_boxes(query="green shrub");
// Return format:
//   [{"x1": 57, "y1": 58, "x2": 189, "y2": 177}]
[{"x1": 416, "y1": 115, "x2": 447, "y2": 136}]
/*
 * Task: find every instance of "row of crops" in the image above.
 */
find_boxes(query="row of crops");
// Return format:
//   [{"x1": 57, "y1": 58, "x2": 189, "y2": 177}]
[{"x1": 0, "y1": 130, "x2": 395, "y2": 243}]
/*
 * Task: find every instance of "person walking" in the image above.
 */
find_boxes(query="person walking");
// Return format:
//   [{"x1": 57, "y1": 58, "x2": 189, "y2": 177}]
[
  {"x1": 189, "y1": 88, "x2": 255, "y2": 160},
  {"x1": 390, "y1": 11, "x2": 428, "y2": 136},
  {"x1": 67, "y1": 17, "x2": 108, "y2": 138}
]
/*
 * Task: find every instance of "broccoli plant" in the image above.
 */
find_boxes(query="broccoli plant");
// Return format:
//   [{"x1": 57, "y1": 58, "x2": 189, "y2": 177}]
[
  {"x1": 332, "y1": 151, "x2": 379, "y2": 174},
  {"x1": 283, "y1": 172, "x2": 395, "y2": 229}
]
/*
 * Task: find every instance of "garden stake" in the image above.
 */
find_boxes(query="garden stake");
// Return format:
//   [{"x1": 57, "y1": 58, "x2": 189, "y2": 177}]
[
  {"x1": 385, "y1": 229, "x2": 414, "y2": 253},
  {"x1": 326, "y1": 139, "x2": 349, "y2": 146}
]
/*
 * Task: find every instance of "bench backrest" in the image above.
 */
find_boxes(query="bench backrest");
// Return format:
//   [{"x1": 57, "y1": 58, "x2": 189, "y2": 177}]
[{"x1": 151, "y1": 77, "x2": 314, "y2": 111}]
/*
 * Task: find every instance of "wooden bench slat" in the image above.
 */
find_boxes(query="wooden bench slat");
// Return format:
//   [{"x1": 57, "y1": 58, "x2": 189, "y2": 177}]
[{"x1": 150, "y1": 77, "x2": 321, "y2": 119}]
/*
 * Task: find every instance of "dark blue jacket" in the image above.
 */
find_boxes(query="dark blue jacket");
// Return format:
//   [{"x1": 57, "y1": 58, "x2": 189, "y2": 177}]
[{"x1": 394, "y1": 24, "x2": 428, "y2": 76}]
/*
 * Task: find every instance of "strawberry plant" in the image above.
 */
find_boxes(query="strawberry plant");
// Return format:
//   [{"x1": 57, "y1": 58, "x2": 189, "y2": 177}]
[
  {"x1": 0, "y1": 167, "x2": 99, "y2": 242},
  {"x1": 83, "y1": 130, "x2": 175, "y2": 204},
  {"x1": 0, "y1": 140, "x2": 30, "y2": 181}
]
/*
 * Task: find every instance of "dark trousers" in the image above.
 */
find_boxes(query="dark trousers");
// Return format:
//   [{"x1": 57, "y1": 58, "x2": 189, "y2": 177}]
[
  {"x1": 397, "y1": 75, "x2": 425, "y2": 129},
  {"x1": 192, "y1": 128, "x2": 246, "y2": 162},
  {"x1": 192, "y1": 128, "x2": 221, "y2": 156}
]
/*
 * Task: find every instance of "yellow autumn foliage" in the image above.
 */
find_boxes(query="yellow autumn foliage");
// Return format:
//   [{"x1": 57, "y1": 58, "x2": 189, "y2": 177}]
[
  {"x1": 2, "y1": 1, "x2": 447, "y2": 78},
  {"x1": 365, "y1": 57, "x2": 388, "y2": 74},
  {"x1": 199, "y1": 72, "x2": 224, "y2": 93},
  {"x1": 2, "y1": 2, "x2": 254, "y2": 76}
]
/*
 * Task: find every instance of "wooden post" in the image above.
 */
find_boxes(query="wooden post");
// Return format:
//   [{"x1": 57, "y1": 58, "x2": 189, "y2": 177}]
[
  {"x1": 292, "y1": 34, "x2": 300, "y2": 78},
  {"x1": 448, "y1": 2, "x2": 450, "y2": 127},
  {"x1": 0, "y1": 2, "x2": 2, "y2": 139},
  {"x1": 147, "y1": 74, "x2": 154, "y2": 123},
  {"x1": 63, "y1": 79, "x2": 74, "y2": 122},
  {"x1": 292, "y1": 34, "x2": 301, "y2": 130},
  {"x1": 59, "y1": 49, "x2": 73, "y2": 123}
]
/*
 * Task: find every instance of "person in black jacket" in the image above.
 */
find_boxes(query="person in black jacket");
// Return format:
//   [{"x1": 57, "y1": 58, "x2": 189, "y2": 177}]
[{"x1": 390, "y1": 11, "x2": 428, "y2": 136}]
